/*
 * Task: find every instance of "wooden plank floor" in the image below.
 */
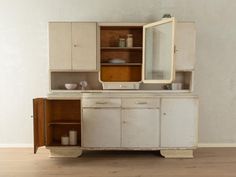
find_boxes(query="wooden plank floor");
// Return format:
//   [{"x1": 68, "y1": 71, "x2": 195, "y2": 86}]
[{"x1": 0, "y1": 148, "x2": 236, "y2": 177}]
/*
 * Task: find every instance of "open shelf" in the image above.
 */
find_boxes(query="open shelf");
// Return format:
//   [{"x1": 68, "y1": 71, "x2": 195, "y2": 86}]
[
  {"x1": 100, "y1": 25, "x2": 143, "y2": 83},
  {"x1": 46, "y1": 100, "x2": 81, "y2": 147}
]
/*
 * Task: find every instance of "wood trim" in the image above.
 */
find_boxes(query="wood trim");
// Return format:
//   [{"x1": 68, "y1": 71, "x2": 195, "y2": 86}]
[{"x1": 33, "y1": 98, "x2": 46, "y2": 153}]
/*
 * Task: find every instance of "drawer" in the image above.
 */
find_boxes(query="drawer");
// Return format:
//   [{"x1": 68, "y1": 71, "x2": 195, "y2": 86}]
[
  {"x1": 122, "y1": 98, "x2": 160, "y2": 108},
  {"x1": 82, "y1": 98, "x2": 121, "y2": 108}
]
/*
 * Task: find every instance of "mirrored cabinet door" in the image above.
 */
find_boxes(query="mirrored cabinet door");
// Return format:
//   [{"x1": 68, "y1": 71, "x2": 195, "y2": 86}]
[{"x1": 142, "y1": 18, "x2": 175, "y2": 83}]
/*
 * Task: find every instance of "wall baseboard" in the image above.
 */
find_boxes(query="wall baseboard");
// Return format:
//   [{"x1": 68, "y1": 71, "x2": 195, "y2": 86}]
[
  {"x1": 0, "y1": 144, "x2": 33, "y2": 148},
  {"x1": 198, "y1": 143, "x2": 236, "y2": 147}
]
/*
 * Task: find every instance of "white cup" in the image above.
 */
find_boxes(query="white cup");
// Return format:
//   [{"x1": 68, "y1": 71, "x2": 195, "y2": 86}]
[
  {"x1": 61, "y1": 136, "x2": 69, "y2": 145},
  {"x1": 69, "y1": 130, "x2": 77, "y2": 145},
  {"x1": 171, "y1": 83, "x2": 183, "y2": 90}
]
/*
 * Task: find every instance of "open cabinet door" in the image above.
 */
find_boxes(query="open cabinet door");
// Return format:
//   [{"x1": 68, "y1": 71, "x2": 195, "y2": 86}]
[
  {"x1": 33, "y1": 98, "x2": 46, "y2": 154},
  {"x1": 142, "y1": 17, "x2": 175, "y2": 83}
]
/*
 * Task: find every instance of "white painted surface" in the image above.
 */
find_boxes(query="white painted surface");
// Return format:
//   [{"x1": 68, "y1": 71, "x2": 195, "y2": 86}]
[
  {"x1": 175, "y1": 23, "x2": 196, "y2": 70},
  {"x1": 72, "y1": 22, "x2": 97, "y2": 70},
  {"x1": 161, "y1": 98, "x2": 198, "y2": 147},
  {"x1": 82, "y1": 108, "x2": 121, "y2": 147},
  {"x1": 49, "y1": 22, "x2": 72, "y2": 70},
  {"x1": 0, "y1": 0, "x2": 236, "y2": 146},
  {"x1": 121, "y1": 109, "x2": 160, "y2": 147}
]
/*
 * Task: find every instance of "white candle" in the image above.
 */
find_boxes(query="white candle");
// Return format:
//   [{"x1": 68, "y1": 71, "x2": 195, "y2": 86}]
[
  {"x1": 69, "y1": 130, "x2": 77, "y2": 145},
  {"x1": 61, "y1": 136, "x2": 69, "y2": 145}
]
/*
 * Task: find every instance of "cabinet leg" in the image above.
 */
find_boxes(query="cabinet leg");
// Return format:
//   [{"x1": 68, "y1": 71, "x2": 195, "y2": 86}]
[
  {"x1": 160, "y1": 149, "x2": 194, "y2": 158},
  {"x1": 47, "y1": 147, "x2": 83, "y2": 158}
]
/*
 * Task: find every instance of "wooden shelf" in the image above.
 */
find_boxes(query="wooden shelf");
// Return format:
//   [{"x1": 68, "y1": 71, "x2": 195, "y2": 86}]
[
  {"x1": 101, "y1": 47, "x2": 142, "y2": 50},
  {"x1": 48, "y1": 121, "x2": 81, "y2": 126},
  {"x1": 101, "y1": 63, "x2": 142, "y2": 66}
]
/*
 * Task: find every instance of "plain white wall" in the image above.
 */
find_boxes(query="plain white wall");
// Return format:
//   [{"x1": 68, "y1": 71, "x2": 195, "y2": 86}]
[{"x1": 0, "y1": 0, "x2": 235, "y2": 146}]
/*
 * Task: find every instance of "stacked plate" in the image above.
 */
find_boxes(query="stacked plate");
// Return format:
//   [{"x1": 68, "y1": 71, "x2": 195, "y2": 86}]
[{"x1": 108, "y1": 58, "x2": 126, "y2": 64}]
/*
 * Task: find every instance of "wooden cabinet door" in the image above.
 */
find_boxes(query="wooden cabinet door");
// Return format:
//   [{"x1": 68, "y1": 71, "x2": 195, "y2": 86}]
[
  {"x1": 33, "y1": 98, "x2": 46, "y2": 153},
  {"x1": 121, "y1": 109, "x2": 160, "y2": 147},
  {"x1": 175, "y1": 23, "x2": 196, "y2": 70},
  {"x1": 72, "y1": 23, "x2": 97, "y2": 71},
  {"x1": 161, "y1": 98, "x2": 198, "y2": 148},
  {"x1": 82, "y1": 108, "x2": 121, "y2": 147},
  {"x1": 49, "y1": 22, "x2": 72, "y2": 70}
]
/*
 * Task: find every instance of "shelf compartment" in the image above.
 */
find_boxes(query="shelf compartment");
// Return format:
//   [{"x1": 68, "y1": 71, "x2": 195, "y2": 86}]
[
  {"x1": 47, "y1": 124, "x2": 81, "y2": 146},
  {"x1": 100, "y1": 26, "x2": 143, "y2": 47},
  {"x1": 101, "y1": 65, "x2": 141, "y2": 82}
]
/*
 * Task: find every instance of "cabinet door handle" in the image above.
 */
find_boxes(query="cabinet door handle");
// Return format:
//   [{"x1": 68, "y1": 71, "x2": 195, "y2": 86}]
[
  {"x1": 73, "y1": 44, "x2": 78, "y2": 47},
  {"x1": 135, "y1": 102, "x2": 147, "y2": 105},
  {"x1": 95, "y1": 101, "x2": 107, "y2": 104},
  {"x1": 30, "y1": 115, "x2": 34, "y2": 119},
  {"x1": 163, "y1": 112, "x2": 167, "y2": 115}
]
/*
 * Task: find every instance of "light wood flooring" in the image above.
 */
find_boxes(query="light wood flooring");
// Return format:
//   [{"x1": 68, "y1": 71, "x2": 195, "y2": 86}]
[{"x1": 1, "y1": 148, "x2": 236, "y2": 177}]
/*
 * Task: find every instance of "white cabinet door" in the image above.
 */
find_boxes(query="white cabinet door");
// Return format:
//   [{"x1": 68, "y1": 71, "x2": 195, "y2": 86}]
[
  {"x1": 175, "y1": 23, "x2": 196, "y2": 71},
  {"x1": 82, "y1": 108, "x2": 120, "y2": 147},
  {"x1": 143, "y1": 17, "x2": 175, "y2": 84},
  {"x1": 72, "y1": 23, "x2": 97, "y2": 71},
  {"x1": 49, "y1": 22, "x2": 72, "y2": 70},
  {"x1": 161, "y1": 98, "x2": 198, "y2": 148},
  {"x1": 122, "y1": 109, "x2": 160, "y2": 147}
]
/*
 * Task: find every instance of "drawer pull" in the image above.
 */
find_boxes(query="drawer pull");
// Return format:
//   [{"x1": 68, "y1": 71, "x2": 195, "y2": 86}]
[
  {"x1": 95, "y1": 101, "x2": 108, "y2": 104},
  {"x1": 135, "y1": 102, "x2": 148, "y2": 105}
]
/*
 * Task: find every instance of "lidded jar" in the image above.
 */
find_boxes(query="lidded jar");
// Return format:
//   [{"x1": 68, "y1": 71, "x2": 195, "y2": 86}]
[{"x1": 126, "y1": 34, "x2": 133, "y2": 47}]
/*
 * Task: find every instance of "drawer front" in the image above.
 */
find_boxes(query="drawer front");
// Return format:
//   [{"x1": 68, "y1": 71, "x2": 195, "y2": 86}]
[
  {"x1": 122, "y1": 98, "x2": 160, "y2": 108},
  {"x1": 82, "y1": 98, "x2": 121, "y2": 108}
]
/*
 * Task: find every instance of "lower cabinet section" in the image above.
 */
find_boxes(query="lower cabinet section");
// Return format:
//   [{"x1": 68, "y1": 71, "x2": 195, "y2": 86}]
[
  {"x1": 121, "y1": 109, "x2": 160, "y2": 148},
  {"x1": 82, "y1": 108, "x2": 121, "y2": 147},
  {"x1": 33, "y1": 96, "x2": 198, "y2": 158}
]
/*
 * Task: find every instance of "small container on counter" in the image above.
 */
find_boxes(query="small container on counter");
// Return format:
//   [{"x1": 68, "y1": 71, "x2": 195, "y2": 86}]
[
  {"x1": 126, "y1": 34, "x2": 133, "y2": 47},
  {"x1": 69, "y1": 130, "x2": 77, "y2": 145},
  {"x1": 118, "y1": 38, "x2": 126, "y2": 47}
]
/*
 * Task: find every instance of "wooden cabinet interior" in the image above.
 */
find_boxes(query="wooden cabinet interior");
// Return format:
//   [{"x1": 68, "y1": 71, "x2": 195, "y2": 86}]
[
  {"x1": 46, "y1": 100, "x2": 81, "y2": 146},
  {"x1": 100, "y1": 26, "x2": 143, "y2": 82}
]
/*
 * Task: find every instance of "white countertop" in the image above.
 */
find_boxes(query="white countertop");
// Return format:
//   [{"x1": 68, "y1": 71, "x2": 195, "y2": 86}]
[{"x1": 47, "y1": 90, "x2": 198, "y2": 99}]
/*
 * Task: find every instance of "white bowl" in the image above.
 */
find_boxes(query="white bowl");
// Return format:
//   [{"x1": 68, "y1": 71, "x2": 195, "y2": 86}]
[{"x1": 65, "y1": 83, "x2": 77, "y2": 90}]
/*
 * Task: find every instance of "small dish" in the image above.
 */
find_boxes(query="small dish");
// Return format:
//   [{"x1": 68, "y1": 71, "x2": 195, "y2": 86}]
[
  {"x1": 65, "y1": 83, "x2": 77, "y2": 90},
  {"x1": 108, "y1": 58, "x2": 126, "y2": 64}
]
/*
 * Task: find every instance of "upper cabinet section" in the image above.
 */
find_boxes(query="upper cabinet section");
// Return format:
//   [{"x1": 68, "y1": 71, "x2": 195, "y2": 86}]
[
  {"x1": 142, "y1": 18, "x2": 175, "y2": 83},
  {"x1": 49, "y1": 22, "x2": 98, "y2": 71},
  {"x1": 49, "y1": 23, "x2": 72, "y2": 70},
  {"x1": 175, "y1": 23, "x2": 196, "y2": 71}
]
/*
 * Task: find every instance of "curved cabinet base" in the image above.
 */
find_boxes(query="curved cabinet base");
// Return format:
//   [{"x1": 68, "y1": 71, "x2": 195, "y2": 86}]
[
  {"x1": 47, "y1": 147, "x2": 83, "y2": 158},
  {"x1": 160, "y1": 149, "x2": 193, "y2": 158}
]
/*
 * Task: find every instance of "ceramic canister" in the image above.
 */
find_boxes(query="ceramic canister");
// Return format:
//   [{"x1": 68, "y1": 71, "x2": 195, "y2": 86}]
[{"x1": 69, "y1": 130, "x2": 77, "y2": 145}]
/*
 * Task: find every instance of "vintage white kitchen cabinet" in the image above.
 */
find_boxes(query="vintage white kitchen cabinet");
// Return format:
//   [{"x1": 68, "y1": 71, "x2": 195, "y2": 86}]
[
  {"x1": 49, "y1": 22, "x2": 98, "y2": 71},
  {"x1": 33, "y1": 17, "x2": 198, "y2": 159}
]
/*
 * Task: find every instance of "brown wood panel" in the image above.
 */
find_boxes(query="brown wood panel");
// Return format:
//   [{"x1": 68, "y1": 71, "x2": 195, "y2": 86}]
[
  {"x1": 101, "y1": 66, "x2": 141, "y2": 82},
  {"x1": 33, "y1": 98, "x2": 46, "y2": 154},
  {"x1": 101, "y1": 27, "x2": 143, "y2": 47}
]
